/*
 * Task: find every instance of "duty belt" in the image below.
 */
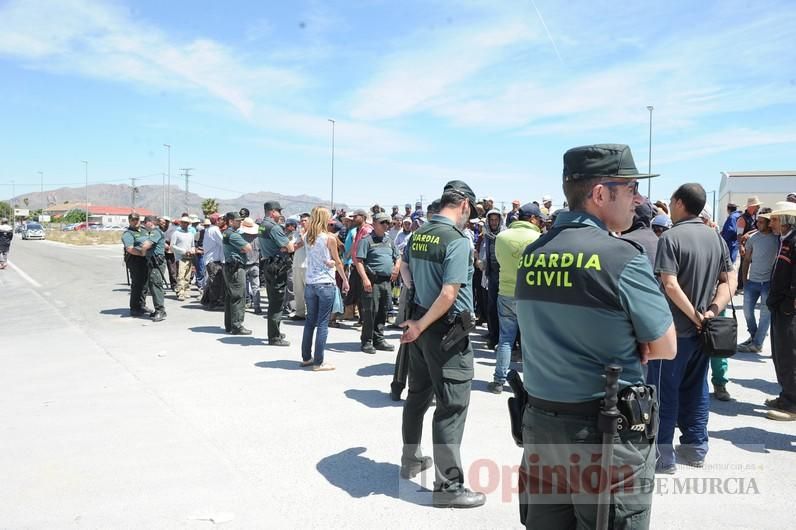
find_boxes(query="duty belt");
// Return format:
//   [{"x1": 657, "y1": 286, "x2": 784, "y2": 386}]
[{"x1": 527, "y1": 395, "x2": 602, "y2": 417}]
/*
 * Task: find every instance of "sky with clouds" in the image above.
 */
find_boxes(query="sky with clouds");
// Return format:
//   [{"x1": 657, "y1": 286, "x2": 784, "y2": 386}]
[{"x1": 1, "y1": 0, "x2": 795, "y2": 210}]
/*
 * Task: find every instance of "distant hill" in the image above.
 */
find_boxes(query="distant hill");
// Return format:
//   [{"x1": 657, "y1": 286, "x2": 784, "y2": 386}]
[{"x1": 8, "y1": 184, "x2": 342, "y2": 218}]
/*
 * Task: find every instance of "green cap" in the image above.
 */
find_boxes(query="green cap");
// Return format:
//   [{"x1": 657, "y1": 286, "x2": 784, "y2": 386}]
[{"x1": 563, "y1": 144, "x2": 658, "y2": 182}]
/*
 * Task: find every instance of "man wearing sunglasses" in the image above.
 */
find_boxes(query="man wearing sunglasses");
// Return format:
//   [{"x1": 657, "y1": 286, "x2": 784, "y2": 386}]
[
  {"x1": 355, "y1": 211, "x2": 401, "y2": 353},
  {"x1": 515, "y1": 144, "x2": 676, "y2": 528}
]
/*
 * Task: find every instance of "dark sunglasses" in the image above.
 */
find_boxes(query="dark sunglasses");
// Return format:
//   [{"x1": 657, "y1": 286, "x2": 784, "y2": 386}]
[
  {"x1": 379, "y1": 220, "x2": 390, "y2": 225},
  {"x1": 601, "y1": 180, "x2": 639, "y2": 195}
]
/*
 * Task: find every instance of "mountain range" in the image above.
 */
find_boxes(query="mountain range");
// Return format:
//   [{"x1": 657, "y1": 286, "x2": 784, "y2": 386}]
[{"x1": 6, "y1": 184, "x2": 342, "y2": 218}]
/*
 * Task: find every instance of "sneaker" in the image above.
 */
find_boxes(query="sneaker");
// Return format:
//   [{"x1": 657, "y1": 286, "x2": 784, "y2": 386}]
[
  {"x1": 268, "y1": 338, "x2": 290, "y2": 347},
  {"x1": 312, "y1": 363, "x2": 335, "y2": 372},
  {"x1": 713, "y1": 384, "x2": 731, "y2": 401},
  {"x1": 738, "y1": 337, "x2": 754, "y2": 347},
  {"x1": 400, "y1": 456, "x2": 433, "y2": 479},
  {"x1": 361, "y1": 342, "x2": 377, "y2": 354},
  {"x1": 655, "y1": 463, "x2": 676, "y2": 475},
  {"x1": 675, "y1": 446, "x2": 704, "y2": 468},
  {"x1": 766, "y1": 409, "x2": 796, "y2": 421},
  {"x1": 230, "y1": 327, "x2": 252, "y2": 335},
  {"x1": 737, "y1": 342, "x2": 762, "y2": 353},
  {"x1": 487, "y1": 381, "x2": 504, "y2": 394},
  {"x1": 432, "y1": 488, "x2": 486, "y2": 509},
  {"x1": 299, "y1": 360, "x2": 314, "y2": 367},
  {"x1": 374, "y1": 342, "x2": 395, "y2": 352},
  {"x1": 151, "y1": 310, "x2": 166, "y2": 323}
]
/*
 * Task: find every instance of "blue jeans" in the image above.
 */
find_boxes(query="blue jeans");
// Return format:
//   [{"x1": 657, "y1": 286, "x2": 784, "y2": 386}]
[
  {"x1": 195, "y1": 255, "x2": 206, "y2": 289},
  {"x1": 494, "y1": 295, "x2": 518, "y2": 384},
  {"x1": 302, "y1": 282, "x2": 336, "y2": 365},
  {"x1": 646, "y1": 335, "x2": 710, "y2": 468},
  {"x1": 742, "y1": 280, "x2": 771, "y2": 348}
]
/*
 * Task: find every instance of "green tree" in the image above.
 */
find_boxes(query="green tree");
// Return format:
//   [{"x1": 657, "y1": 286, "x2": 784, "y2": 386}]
[
  {"x1": 63, "y1": 209, "x2": 87, "y2": 223},
  {"x1": 201, "y1": 198, "x2": 219, "y2": 216},
  {"x1": 0, "y1": 201, "x2": 11, "y2": 219}
]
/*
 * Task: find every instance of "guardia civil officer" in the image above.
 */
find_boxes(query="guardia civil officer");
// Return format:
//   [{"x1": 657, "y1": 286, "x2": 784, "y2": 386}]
[
  {"x1": 222, "y1": 212, "x2": 252, "y2": 335},
  {"x1": 355, "y1": 211, "x2": 401, "y2": 354},
  {"x1": 399, "y1": 180, "x2": 486, "y2": 509},
  {"x1": 121, "y1": 212, "x2": 152, "y2": 317},
  {"x1": 141, "y1": 215, "x2": 167, "y2": 322},
  {"x1": 259, "y1": 201, "x2": 294, "y2": 346},
  {"x1": 515, "y1": 144, "x2": 676, "y2": 528}
]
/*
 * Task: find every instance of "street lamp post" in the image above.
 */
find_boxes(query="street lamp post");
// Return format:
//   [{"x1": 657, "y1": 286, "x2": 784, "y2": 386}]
[
  {"x1": 81, "y1": 160, "x2": 88, "y2": 225},
  {"x1": 163, "y1": 144, "x2": 171, "y2": 216},
  {"x1": 646, "y1": 105, "x2": 654, "y2": 199},
  {"x1": 38, "y1": 171, "x2": 44, "y2": 213},
  {"x1": 328, "y1": 119, "x2": 335, "y2": 211}
]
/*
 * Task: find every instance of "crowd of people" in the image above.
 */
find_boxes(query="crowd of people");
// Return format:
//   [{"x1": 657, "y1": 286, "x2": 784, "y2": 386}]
[{"x1": 115, "y1": 143, "x2": 796, "y2": 526}]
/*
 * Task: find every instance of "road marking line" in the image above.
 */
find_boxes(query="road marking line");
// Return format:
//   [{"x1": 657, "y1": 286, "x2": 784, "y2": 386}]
[{"x1": 7, "y1": 261, "x2": 43, "y2": 288}]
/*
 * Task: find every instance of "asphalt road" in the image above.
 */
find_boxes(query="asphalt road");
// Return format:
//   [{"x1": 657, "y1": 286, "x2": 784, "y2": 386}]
[{"x1": 1, "y1": 238, "x2": 793, "y2": 529}]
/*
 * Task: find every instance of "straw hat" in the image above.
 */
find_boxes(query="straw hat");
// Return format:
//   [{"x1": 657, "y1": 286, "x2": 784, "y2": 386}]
[
  {"x1": 241, "y1": 217, "x2": 259, "y2": 235},
  {"x1": 745, "y1": 196, "x2": 762, "y2": 208},
  {"x1": 179, "y1": 215, "x2": 191, "y2": 223},
  {"x1": 769, "y1": 201, "x2": 796, "y2": 217}
]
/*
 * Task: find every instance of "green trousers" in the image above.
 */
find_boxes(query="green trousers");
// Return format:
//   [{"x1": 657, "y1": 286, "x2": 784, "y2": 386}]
[
  {"x1": 710, "y1": 308, "x2": 730, "y2": 385},
  {"x1": 520, "y1": 406, "x2": 656, "y2": 529},
  {"x1": 147, "y1": 263, "x2": 166, "y2": 311},
  {"x1": 402, "y1": 310, "x2": 474, "y2": 491},
  {"x1": 222, "y1": 264, "x2": 246, "y2": 332}
]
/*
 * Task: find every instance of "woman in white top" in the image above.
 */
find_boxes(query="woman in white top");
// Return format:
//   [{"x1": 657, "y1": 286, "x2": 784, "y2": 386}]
[{"x1": 301, "y1": 207, "x2": 349, "y2": 371}]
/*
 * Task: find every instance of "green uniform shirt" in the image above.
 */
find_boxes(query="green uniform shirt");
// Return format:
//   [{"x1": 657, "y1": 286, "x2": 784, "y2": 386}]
[
  {"x1": 146, "y1": 228, "x2": 166, "y2": 257},
  {"x1": 223, "y1": 228, "x2": 248, "y2": 265},
  {"x1": 406, "y1": 214, "x2": 474, "y2": 316},
  {"x1": 356, "y1": 233, "x2": 398, "y2": 277},
  {"x1": 515, "y1": 211, "x2": 672, "y2": 402},
  {"x1": 259, "y1": 219, "x2": 289, "y2": 258},
  {"x1": 495, "y1": 220, "x2": 541, "y2": 297},
  {"x1": 121, "y1": 225, "x2": 148, "y2": 251}
]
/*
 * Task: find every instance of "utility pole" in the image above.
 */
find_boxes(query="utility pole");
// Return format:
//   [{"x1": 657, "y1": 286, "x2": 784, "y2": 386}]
[
  {"x1": 163, "y1": 144, "x2": 171, "y2": 215},
  {"x1": 130, "y1": 177, "x2": 138, "y2": 210},
  {"x1": 81, "y1": 160, "x2": 89, "y2": 225},
  {"x1": 11, "y1": 180, "x2": 15, "y2": 225},
  {"x1": 646, "y1": 105, "x2": 654, "y2": 199},
  {"x1": 328, "y1": 118, "x2": 335, "y2": 210},
  {"x1": 180, "y1": 168, "x2": 194, "y2": 212}
]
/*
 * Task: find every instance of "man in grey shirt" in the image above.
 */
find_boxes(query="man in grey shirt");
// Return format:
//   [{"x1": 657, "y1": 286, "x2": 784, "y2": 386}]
[
  {"x1": 648, "y1": 183, "x2": 736, "y2": 473},
  {"x1": 738, "y1": 210, "x2": 780, "y2": 353}
]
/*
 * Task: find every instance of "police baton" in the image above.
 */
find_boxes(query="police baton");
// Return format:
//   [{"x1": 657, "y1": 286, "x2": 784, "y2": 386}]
[{"x1": 596, "y1": 364, "x2": 622, "y2": 530}]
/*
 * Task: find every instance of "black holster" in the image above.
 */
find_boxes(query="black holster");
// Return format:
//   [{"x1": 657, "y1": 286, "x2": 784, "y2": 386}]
[
  {"x1": 440, "y1": 310, "x2": 476, "y2": 352},
  {"x1": 616, "y1": 384, "x2": 658, "y2": 440}
]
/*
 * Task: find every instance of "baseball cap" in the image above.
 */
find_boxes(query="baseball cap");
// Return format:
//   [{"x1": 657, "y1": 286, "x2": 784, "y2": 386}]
[
  {"x1": 285, "y1": 218, "x2": 298, "y2": 227},
  {"x1": 518, "y1": 202, "x2": 547, "y2": 220},
  {"x1": 443, "y1": 179, "x2": 478, "y2": 218},
  {"x1": 651, "y1": 214, "x2": 672, "y2": 229},
  {"x1": 405, "y1": 203, "x2": 412, "y2": 209},
  {"x1": 224, "y1": 211, "x2": 243, "y2": 222},
  {"x1": 563, "y1": 144, "x2": 658, "y2": 182},
  {"x1": 373, "y1": 212, "x2": 391, "y2": 224},
  {"x1": 352, "y1": 208, "x2": 368, "y2": 217}
]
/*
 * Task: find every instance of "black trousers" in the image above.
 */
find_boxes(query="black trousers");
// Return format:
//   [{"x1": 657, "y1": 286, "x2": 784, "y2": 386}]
[
  {"x1": 771, "y1": 309, "x2": 796, "y2": 409},
  {"x1": 486, "y1": 270, "x2": 500, "y2": 343},
  {"x1": 361, "y1": 279, "x2": 390, "y2": 345},
  {"x1": 201, "y1": 261, "x2": 225, "y2": 307},
  {"x1": 345, "y1": 267, "x2": 362, "y2": 306},
  {"x1": 402, "y1": 309, "x2": 473, "y2": 491},
  {"x1": 127, "y1": 256, "x2": 148, "y2": 311},
  {"x1": 263, "y1": 258, "x2": 288, "y2": 340},
  {"x1": 165, "y1": 252, "x2": 177, "y2": 289}
]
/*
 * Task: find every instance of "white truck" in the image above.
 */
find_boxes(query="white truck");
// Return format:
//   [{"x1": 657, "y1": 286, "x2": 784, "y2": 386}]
[{"x1": 717, "y1": 171, "x2": 796, "y2": 225}]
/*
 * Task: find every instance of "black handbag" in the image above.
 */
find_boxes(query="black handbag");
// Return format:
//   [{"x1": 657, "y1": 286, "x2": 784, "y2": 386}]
[{"x1": 699, "y1": 233, "x2": 737, "y2": 358}]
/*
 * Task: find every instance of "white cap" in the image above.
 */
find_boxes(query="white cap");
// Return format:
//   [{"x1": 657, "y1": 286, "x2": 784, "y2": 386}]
[{"x1": 542, "y1": 194, "x2": 552, "y2": 202}]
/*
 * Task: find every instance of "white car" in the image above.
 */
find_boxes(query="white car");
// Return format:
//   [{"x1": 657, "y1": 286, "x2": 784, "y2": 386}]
[{"x1": 22, "y1": 222, "x2": 46, "y2": 240}]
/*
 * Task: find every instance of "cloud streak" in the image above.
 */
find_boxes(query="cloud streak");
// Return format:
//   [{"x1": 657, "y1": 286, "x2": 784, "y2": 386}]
[{"x1": 0, "y1": 0, "x2": 303, "y2": 117}]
